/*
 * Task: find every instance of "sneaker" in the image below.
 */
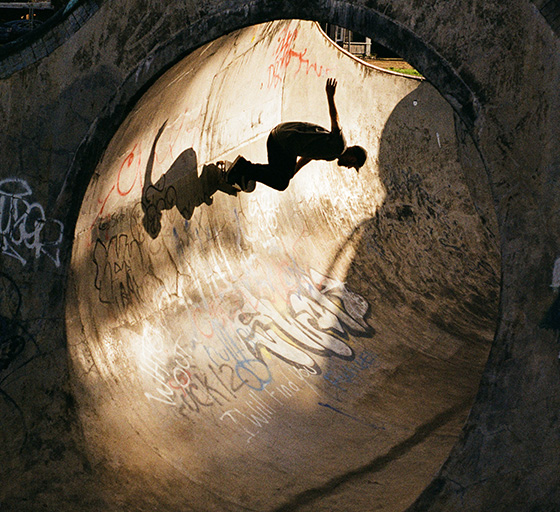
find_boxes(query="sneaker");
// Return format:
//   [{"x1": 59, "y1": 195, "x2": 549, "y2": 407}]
[
  {"x1": 225, "y1": 156, "x2": 248, "y2": 186},
  {"x1": 234, "y1": 175, "x2": 256, "y2": 193},
  {"x1": 244, "y1": 179, "x2": 256, "y2": 193}
]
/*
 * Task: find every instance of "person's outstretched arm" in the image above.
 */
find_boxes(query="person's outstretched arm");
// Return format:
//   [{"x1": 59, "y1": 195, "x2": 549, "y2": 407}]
[{"x1": 326, "y1": 78, "x2": 340, "y2": 133}]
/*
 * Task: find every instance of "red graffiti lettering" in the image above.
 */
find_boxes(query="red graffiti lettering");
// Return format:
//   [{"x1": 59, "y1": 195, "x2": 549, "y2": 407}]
[{"x1": 268, "y1": 26, "x2": 331, "y2": 88}]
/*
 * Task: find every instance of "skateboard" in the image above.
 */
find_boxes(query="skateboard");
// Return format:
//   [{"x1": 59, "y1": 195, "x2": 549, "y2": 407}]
[{"x1": 219, "y1": 156, "x2": 256, "y2": 193}]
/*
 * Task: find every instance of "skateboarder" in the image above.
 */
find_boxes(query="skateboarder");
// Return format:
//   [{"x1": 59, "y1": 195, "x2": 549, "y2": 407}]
[{"x1": 225, "y1": 78, "x2": 367, "y2": 192}]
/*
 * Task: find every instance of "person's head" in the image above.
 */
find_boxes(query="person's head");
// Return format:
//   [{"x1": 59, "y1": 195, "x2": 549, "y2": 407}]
[{"x1": 337, "y1": 146, "x2": 367, "y2": 171}]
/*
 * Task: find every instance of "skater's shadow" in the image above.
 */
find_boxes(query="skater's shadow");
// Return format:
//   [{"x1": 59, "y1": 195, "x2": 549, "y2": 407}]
[{"x1": 141, "y1": 121, "x2": 237, "y2": 239}]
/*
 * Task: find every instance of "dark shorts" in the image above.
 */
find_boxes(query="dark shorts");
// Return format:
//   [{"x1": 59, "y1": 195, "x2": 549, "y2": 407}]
[{"x1": 242, "y1": 133, "x2": 298, "y2": 191}]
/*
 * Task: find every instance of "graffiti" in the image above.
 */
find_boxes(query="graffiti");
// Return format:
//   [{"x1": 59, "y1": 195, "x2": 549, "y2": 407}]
[
  {"x1": 218, "y1": 365, "x2": 324, "y2": 443},
  {"x1": 247, "y1": 196, "x2": 280, "y2": 234},
  {"x1": 220, "y1": 392, "x2": 284, "y2": 443},
  {"x1": 140, "y1": 262, "x2": 374, "y2": 436},
  {"x1": 141, "y1": 350, "x2": 260, "y2": 413},
  {"x1": 318, "y1": 402, "x2": 384, "y2": 430},
  {"x1": 93, "y1": 211, "x2": 128, "y2": 244},
  {"x1": 268, "y1": 25, "x2": 331, "y2": 88},
  {"x1": 0, "y1": 273, "x2": 42, "y2": 449},
  {"x1": 220, "y1": 407, "x2": 268, "y2": 444},
  {"x1": 152, "y1": 107, "x2": 197, "y2": 166},
  {"x1": 77, "y1": 111, "x2": 376, "y2": 440},
  {"x1": 140, "y1": 323, "x2": 273, "y2": 412},
  {"x1": 261, "y1": 265, "x2": 369, "y2": 363},
  {"x1": 92, "y1": 234, "x2": 146, "y2": 309},
  {"x1": 234, "y1": 276, "x2": 364, "y2": 372},
  {"x1": 201, "y1": 321, "x2": 272, "y2": 391},
  {"x1": 187, "y1": 263, "x2": 371, "y2": 373},
  {"x1": 92, "y1": 108, "x2": 197, "y2": 233},
  {"x1": 93, "y1": 143, "x2": 144, "y2": 230},
  {"x1": 219, "y1": 365, "x2": 320, "y2": 443},
  {"x1": 0, "y1": 273, "x2": 26, "y2": 370},
  {"x1": 323, "y1": 350, "x2": 377, "y2": 392},
  {"x1": 0, "y1": 178, "x2": 64, "y2": 267}
]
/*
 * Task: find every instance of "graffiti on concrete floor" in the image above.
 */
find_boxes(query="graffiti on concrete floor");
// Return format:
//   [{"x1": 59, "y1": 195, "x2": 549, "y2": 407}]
[{"x1": 137, "y1": 261, "x2": 376, "y2": 441}]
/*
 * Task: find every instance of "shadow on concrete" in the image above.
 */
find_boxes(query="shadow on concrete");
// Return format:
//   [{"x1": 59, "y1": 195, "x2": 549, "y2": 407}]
[
  {"x1": 141, "y1": 120, "x2": 238, "y2": 239},
  {"x1": 271, "y1": 398, "x2": 473, "y2": 512},
  {"x1": 277, "y1": 86, "x2": 501, "y2": 511}
]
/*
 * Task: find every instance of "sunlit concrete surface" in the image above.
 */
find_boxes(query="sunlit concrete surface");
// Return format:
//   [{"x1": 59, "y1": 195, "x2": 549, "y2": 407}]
[
  {"x1": 1, "y1": 1, "x2": 559, "y2": 511},
  {"x1": 66, "y1": 20, "x2": 499, "y2": 511}
]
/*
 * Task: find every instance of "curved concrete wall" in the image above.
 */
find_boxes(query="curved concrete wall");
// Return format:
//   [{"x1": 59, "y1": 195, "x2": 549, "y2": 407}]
[
  {"x1": 66, "y1": 20, "x2": 499, "y2": 511},
  {"x1": 0, "y1": 1, "x2": 559, "y2": 511}
]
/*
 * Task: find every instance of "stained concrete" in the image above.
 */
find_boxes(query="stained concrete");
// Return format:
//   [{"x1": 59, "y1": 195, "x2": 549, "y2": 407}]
[
  {"x1": 0, "y1": 1, "x2": 559, "y2": 512},
  {"x1": 63, "y1": 20, "x2": 499, "y2": 511}
]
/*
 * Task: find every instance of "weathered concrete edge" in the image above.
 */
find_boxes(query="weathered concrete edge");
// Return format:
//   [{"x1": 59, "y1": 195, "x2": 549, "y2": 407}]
[{"x1": 0, "y1": 0, "x2": 102, "y2": 78}]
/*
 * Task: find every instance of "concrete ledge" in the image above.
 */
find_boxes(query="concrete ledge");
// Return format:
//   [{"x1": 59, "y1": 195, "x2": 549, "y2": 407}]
[{"x1": 0, "y1": 0, "x2": 100, "y2": 77}]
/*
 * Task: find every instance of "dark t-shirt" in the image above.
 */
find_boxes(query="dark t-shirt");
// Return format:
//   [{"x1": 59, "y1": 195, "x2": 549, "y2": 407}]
[{"x1": 270, "y1": 122, "x2": 346, "y2": 160}]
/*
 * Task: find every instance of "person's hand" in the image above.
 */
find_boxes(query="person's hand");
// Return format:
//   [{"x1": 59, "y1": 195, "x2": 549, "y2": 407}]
[{"x1": 326, "y1": 78, "x2": 337, "y2": 98}]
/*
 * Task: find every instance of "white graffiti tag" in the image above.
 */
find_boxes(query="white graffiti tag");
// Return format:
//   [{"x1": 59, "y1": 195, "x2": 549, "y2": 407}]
[
  {"x1": 235, "y1": 270, "x2": 372, "y2": 371},
  {"x1": 0, "y1": 178, "x2": 64, "y2": 267}
]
